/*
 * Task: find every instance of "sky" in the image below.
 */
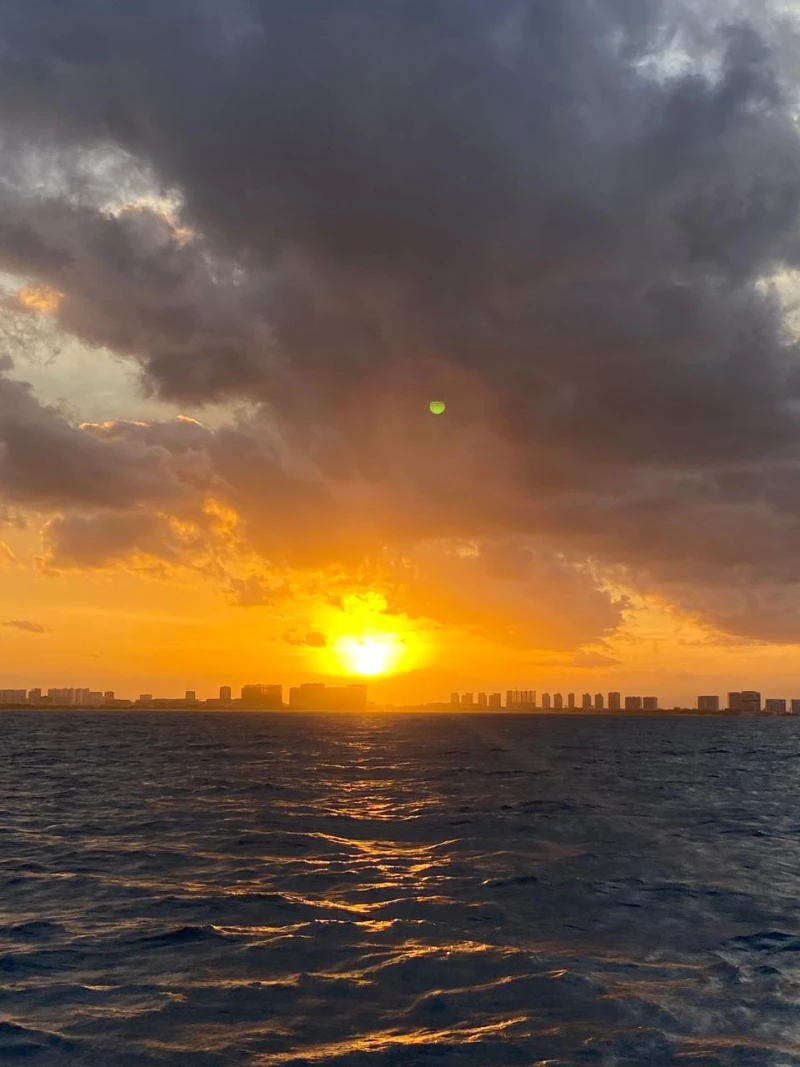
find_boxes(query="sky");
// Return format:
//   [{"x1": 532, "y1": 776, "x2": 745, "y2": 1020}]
[{"x1": 4, "y1": 1, "x2": 800, "y2": 704}]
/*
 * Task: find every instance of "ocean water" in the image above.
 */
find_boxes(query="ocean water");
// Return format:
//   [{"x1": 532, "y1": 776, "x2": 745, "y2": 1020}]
[{"x1": 0, "y1": 712, "x2": 799, "y2": 1066}]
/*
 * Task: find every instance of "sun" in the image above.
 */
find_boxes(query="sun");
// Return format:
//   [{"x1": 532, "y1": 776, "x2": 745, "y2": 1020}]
[{"x1": 333, "y1": 635, "x2": 406, "y2": 677}]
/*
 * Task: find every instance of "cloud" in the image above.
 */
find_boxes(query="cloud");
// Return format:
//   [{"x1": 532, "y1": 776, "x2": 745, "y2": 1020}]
[
  {"x1": 570, "y1": 651, "x2": 621, "y2": 669},
  {"x1": 2, "y1": 2, "x2": 800, "y2": 640},
  {"x1": 4, "y1": 619, "x2": 50, "y2": 634},
  {"x1": 389, "y1": 539, "x2": 627, "y2": 650},
  {"x1": 283, "y1": 630, "x2": 328, "y2": 648},
  {"x1": 41, "y1": 511, "x2": 181, "y2": 569},
  {"x1": 0, "y1": 374, "x2": 198, "y2": 509},
  {"x1": 228, "y1": 575, "x2": 276, "y2": 608}
]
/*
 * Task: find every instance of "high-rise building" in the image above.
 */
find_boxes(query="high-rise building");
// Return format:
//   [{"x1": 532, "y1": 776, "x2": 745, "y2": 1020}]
[
  {"x1": 553, "y1": 693, "x2": 563, "y2": 710},
  {"x1": 541, "y1": 693, "x2": 552, "y2": 710},
  {"x1": 792, "y1": 699, "x2": 800, "y2": 716},
  {"x1": 765, "y1": 698, "x2": 787, "y2": 715},
  {"x1": 138, "y1": 694, "x2": 153, "y2": 704},
  {"x1": 506, "y1": 690, "x2": 536, "y2": 710},
  {"x1": 608, "y1": 692, "x2": 621, "y2": 711},
  {"x1": 104, "y1": 691, "x2": 115, "y2": 704},
  {"x1": 219, "y1": 686, "x2": 232, "y2": 703},
  {"x1": 329, "y1": 685, "x2": 368, "y2": 711},
  {"x1": 625, "y1": 696, "x2": 643, "y2": 712},
  {"x1": 698, "y1": 696, "x2": 720, "y2": 712},
  {"x1": 643, "y1": 697, "x2": 658, "y2": 712},
  {"x1": 28, "y1": 688, "x2": 42, "y2": 704},
  {"x1": 594, "y1": 693, "x2": 604, "y2": 711},
  {"x1": 0, "y1": 690, "x2": 27, "y2": 704},
  {"x1": 289, "y1": 683, "x2": 322, "y2": 708},
  {"x1": 242, "y1": 684, "x2": 283, "y2": 708},
  {"x1": 477, "y1": 693, "x2": 488, "y2": 708},
  {"x1": 74, "y1": 688, "x2": 91, "y2": 706},
  {"x1": 568, "y1": 693, "x2": 575, "y2": 710},
  {"x1": 488, "y1": 693, "x2": 502, "y2": 709},
  {"x1": 87, "y1": 692, "x2": 103, "y2": 707},
  {"x1": 185, "y1": 690, "x2": 197, "y2": 703},
  {"x1": 49, "y1": 688, "x2": 75, "y2": 705},
  {"x1": 462, "y1": 693, "x2": 474, "y2": 709},
  {"x1": 288, "y1": 684, "x2": 366, "y2": 711},
  {"x1": 582, "y1": 693, "x2": 592, "y2": 710},
  {"x1": 728, "y1": 692, "x2": 743, "y2": 712},
  {"x1": 741, "y1": 691, "x2": 761, "y2": 715},
  {"x1": 451, "y1": 692, "x2": 460, "y2": 708}
]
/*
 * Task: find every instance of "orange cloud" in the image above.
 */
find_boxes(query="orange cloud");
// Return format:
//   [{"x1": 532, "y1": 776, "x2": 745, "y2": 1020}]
[{"x1": 16, "y1": 285, "x2": 63, "y2": 315}]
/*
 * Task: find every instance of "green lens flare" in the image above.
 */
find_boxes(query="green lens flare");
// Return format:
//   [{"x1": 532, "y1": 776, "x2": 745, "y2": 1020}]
[{"x1": 429, "y1": 400, "x2": 446, "y2": 415}]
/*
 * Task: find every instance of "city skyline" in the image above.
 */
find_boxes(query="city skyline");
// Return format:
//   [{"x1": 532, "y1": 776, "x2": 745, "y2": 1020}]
[{"x1": 2, "y1": 682, "x2": 799, "y2": 715}]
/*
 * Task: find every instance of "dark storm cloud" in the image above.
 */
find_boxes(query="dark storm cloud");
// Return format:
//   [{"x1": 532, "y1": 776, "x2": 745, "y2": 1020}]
[
  {"x1": 0, "y1": 372, "x2": 194, "y2": 508},
  {"x1": 3, "y1": 1, "x2": 800, "y2": 637}
]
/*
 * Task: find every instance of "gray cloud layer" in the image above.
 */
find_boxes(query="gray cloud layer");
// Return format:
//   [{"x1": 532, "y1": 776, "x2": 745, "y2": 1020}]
[{"x1": 2, "y1": 1, "x2": 800, "y2": 640}]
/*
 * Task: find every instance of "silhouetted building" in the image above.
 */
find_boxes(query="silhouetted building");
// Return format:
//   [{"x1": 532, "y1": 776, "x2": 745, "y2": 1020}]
[
  {"x1": 138, "y1": 694, "x2": 153, "y2": 704},
  {"x1": 242, "y1": 684, "x2": 283, "y2": 708},
  {"x1": 625, "y1": 696, "x2": 642, "y2": 712},
  {"x1": 643, "y1": 697, "x2": 658, "y2": 712},
  {"x1": 741, "y1": 691, "x2": 761, "y2": 715},
  {"x1": 553, "y1": 693, "x2": 563, "y2": 710},
  {"x1": 792, "y1": 700, "x2": 800, "y2": 716},
  {"x1": 462, "y1": 693, "x2": 474, "y2": 709},
  {"x1": 541, "y1": 693, "x2": 552, "y2": 710},
  {"x1": 765, "y1": 698, "x2": 786, "y2": 715},
  {"x1": 489, "y1": 693, "x2": 502, "y2": 709},
  {"x1": 728, "y1": 692, "x2": 743, "y2": 712},
  {"x1": 608, "y1": 692, "x2": 621, "y2": 711},
  {"x1": 477, "y1": 693, "x2": 488, "y2": 708},
  {"x1": 594, "y1": 693, "x2": 604, "y2": 711},
  {"x1": 450, "y1": 692, "x2": 460, "y2": 708},
  {"x1": 49, "y1": 688, "x2": 75, "y2": 705},
  {"x1": 220, "y1": 686, "x2": 232, "y2": 703},
  {"x1": 185, "y1": 690, "x2": 197, "y2": 703},
  {"x1": 87, "y1": 692, "x2": 103, "y2": 707},
  {"x1": 288, "y1": 683, "x2": 366, "y2": 711},
  {"x1": 0, "y1": 690, "x2": 27, "y2": 704},
  {"x1": 328, "y1": 685, "x2": 367, "y2": 711},
  {"x1": 104, "y1": 691, "x2": 115, "y2": 704},
  {"x1": 698, "y1": 695, "x2": 719, "y2": 712},
  {"x1": 582, "y1": 693, "x2": 592, "y2": 710},
  {"x1": 289, "y1": 683, "x2": 322, "y2": 708},
  {"x1": 568, "y1": 693, "x2": 575, "y2": 709},
  {"x1": 75, "y1": 688, "x2": 90, "y2": 705},
  {"x1": 506, "y1": 690, "x2": 536, "y2": 710}
]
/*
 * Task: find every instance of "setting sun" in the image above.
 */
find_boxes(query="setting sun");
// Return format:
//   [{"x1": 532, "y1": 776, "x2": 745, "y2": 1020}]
[{"x1": 332, "y1": 634, "x2": 407, "y2": 677}]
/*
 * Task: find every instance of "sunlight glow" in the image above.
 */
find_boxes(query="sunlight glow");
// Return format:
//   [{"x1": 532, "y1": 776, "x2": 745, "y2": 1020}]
[
  {"x1": 312, "y1": 591, "x2": 429, "y2": 679},
  {"x1": 17, "y1": 285, "x2": 63, "y2": 314},
  {"x1": 333, "y1": 634, "x2": 406, "y2": 677}
]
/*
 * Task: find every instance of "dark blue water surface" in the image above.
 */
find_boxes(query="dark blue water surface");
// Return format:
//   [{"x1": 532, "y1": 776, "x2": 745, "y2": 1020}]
[{"x1": 1, "y1": 711, "x2": 799, "y2": 1065}]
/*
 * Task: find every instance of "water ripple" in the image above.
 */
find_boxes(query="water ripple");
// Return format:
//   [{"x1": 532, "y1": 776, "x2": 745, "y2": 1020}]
[{"x1": 1, "y1": 710, "x2": 799, "y2": 1065}]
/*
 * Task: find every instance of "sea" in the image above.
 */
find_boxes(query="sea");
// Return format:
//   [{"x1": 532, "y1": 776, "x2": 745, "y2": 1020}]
[{"x1": 0, "y1": 711, "x2": 799, "y2": 1066}]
